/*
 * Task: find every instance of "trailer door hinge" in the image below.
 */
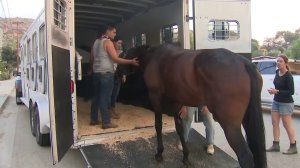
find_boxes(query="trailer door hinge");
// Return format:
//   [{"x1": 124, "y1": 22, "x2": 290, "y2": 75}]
[
  {"x1": 70, "y1": 37, "x2": 73, "y2": 46},
  {"x1": 186, "y1": 15, "x2": 194, "y2": 22}
]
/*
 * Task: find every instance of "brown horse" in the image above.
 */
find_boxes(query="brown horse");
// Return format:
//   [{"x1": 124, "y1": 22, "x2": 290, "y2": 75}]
[{"x1": 127, "y1": 44, "x2": 266, "y2": 168}]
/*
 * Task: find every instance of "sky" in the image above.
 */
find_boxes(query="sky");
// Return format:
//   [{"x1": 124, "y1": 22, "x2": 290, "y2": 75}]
[{"x1": 0, "y1": 0, "x2": 299, "y2": 43}]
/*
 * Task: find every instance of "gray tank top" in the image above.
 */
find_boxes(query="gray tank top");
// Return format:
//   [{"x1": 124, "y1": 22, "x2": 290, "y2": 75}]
[{"x1": 92, "y1": 38, "x2": 114, "y2": 73}]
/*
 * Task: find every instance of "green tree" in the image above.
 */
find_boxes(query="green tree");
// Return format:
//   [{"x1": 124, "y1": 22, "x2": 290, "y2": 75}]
[
  {"x1": 251, "y1": 39, "x2": 262, "y2": 57},
  {"x1": 295, "y1": 28, "x2": 300, "y2": 39},
  {"x1": 251, "y1": 39, "x2": 259, "y2": 51},
  {"x1": 275, "y1": 31, "x2": 297, "y2": 50},
  {"x1": 1, "y1": 45, "x2": 17, "y2": 65},
  {"x1": 262, "y1": 37, "x2": 276, "y2": 52},
  {"x1": 286, "y1": 38, "x2": 300, "y2": 59},
  {"x1": 0, "y1": 60, "x2": 9, "y2": 80}
]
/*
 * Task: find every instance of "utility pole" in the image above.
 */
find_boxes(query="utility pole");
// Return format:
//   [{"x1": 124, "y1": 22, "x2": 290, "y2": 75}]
[{"x1": 12, "y1": 18, "x2": 24, "y2": 73}]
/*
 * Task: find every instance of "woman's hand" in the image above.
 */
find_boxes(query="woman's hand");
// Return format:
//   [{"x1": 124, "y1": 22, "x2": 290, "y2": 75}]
[{"x1": 268, "y1": 88, "x2": 279, "y2": 95}]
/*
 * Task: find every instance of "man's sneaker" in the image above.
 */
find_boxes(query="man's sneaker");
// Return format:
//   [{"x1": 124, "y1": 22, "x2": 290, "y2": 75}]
[
  {"x1": 207, "y1": 144, "x2": 215, "y2": 155},
  {"x1": 102, "y1": 123, "x2": 118, "y2": 129},
  {"x1": 110, "y1": 108, "x2": 120, "y2": 119},
  {"x1": 90, "y1": 120, "x2": 100, "y2": 126},
  {"x1": 110, "y1": 112, "x2": 120, "y2": 119}
]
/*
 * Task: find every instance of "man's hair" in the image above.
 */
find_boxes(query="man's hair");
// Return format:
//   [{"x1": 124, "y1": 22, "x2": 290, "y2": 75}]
[
  {"x1": 106, "y1": 25, "x2": 116, "y2": 31},
  {"x1": 98, "y1": 25, "x2": 116, "y2": 37}
]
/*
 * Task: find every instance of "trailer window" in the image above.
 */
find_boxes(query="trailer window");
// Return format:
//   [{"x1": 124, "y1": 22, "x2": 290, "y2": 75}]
[
  {"x1": 38, "y1": 66, "x2": 42, "y2": 83},
  {"x1": 31, "y1": 67, "x2": 34, "y2": 81},
  {"x1": 208, "y1": 20, "x2": 239, "y2": 40},
  {"x1": 23, "y1": 44, "x2": 27, "y2": 63},
  {"x1": 44, "y1": 63, "x2": 47, "y2": 94},
  {"x1": 27, "y1": 39, "x2": 31, "y2": 63},
  {"x1": 133, "y1": 33, "x2": 146, "y2": 47},
  {"x1": 20, "y1": 47, "x2": 23, "y2": 62},
  {"x1": 32, "y1": 33, "x2": 38, "y2": 61},
  {"x1": 161, "y1": 25, "x2": 179, "y2": 43},
  {"x1": 39, "y1": 25, "x2": 46, "y2": 59},
  {"x1": 26, "y1": 68, "x2": 29, "y2": 80},
  {"x1": 22, "y1": 46, "x2": 25, "y2": 62},
  {"x1": 54, "y1": 0, "x2": 66, "y2": 30}
]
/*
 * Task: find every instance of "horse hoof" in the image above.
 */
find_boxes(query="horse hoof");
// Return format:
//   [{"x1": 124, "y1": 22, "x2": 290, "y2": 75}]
[
  {"x1": 155, "y1": 154, "x2": 163, "y2": 162},
  {"x1": 180, "y1": 161, "x2": 193, "y2": 168},
  {"x1": 182, "y1": 160, "x2": 193, "y2": 168}
]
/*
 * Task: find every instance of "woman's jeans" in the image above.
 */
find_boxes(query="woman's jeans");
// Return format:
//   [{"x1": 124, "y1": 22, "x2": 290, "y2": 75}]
[
  {"x1": 90, "y1": 72, "x2": 114, "y2": 125},
  {"x1": 182, "y1": 106, "x2": 215, "y2": 145}
]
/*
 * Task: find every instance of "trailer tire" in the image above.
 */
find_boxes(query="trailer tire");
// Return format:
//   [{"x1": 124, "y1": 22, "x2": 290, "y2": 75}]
[
  {"x1": 29, "y1": 102, "x2": 36, "y2": 136},
  {"x1": 16, "y1": 92, "x2": 22, "y2": 105},
  {"x1": 35, "y1": 106, "x2": 50, "y2": 146},
  {"x1": 16, "y1": 97, "x2": 22, "y2": 105}
]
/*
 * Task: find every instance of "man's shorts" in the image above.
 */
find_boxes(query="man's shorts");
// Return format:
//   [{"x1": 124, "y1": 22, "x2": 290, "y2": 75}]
[{"x1": 271, "y1": 100, "x2": 294, "y2": 115}]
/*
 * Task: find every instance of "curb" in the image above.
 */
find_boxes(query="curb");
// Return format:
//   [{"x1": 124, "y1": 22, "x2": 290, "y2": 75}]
[{"x1": 0, "y1": 94, "x2": 9, "y2": 112}]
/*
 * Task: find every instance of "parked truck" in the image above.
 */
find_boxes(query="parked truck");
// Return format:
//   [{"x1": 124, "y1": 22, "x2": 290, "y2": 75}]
[{"x1": 18, "y1": 0, "x2": 251, "y2": 167}]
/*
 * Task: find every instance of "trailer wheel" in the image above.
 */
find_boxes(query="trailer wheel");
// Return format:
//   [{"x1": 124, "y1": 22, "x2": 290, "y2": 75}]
[
  {"x1": 29, "y1": 102, "x2": 36, "y2": 136},
  {"x1": 35, "y1": 107, "x2": 50, "y2": 146}
]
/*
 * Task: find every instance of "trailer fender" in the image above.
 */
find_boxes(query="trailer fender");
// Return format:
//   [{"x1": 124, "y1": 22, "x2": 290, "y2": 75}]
[{"x1": 33, "y1": 97, "x2": 50, "y2": 134}]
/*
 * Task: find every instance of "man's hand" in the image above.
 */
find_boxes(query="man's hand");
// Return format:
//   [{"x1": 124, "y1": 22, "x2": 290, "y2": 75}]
[
  {"x1": 131, "y1": 57, "x2": 139, "y2": 66},
  {"x1": 122, "y1": 75, "x2": 126, "y2": 83}
]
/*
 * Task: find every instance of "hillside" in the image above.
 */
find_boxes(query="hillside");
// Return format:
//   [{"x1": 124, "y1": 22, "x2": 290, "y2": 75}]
[{"x1": 0, "y1": 17, "x2": 34, "y2": 48}]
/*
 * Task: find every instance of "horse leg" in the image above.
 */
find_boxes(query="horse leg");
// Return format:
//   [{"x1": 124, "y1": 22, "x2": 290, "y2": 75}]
[
  {"x1": 222, "y1": 124, "x2": 254, "y2": 168},
  {"x1": 155, "y1": 110, "x2": 164, "y2": 162},
  {"x1": 148, "y1": 93, "x2": 164, "y2": 162},
  {"x1": 174, "y1": 112, "x2": 191, "y2": 166}
]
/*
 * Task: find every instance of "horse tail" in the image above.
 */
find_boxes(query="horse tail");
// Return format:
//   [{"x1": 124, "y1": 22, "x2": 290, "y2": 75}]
[{"x1": 243, "y1": 60, "x2": 267, "y2": 168}]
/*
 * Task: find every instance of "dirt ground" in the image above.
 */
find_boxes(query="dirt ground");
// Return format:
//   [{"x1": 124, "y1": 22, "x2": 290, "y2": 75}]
[{"x1": 76, "y1": 97, "x2": 174, "y2": 137}]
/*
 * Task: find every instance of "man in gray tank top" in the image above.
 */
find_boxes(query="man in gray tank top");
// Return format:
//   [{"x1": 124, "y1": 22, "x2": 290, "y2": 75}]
[{"x1": 90, "y1": 26, "x2": 139, "y2": 129}]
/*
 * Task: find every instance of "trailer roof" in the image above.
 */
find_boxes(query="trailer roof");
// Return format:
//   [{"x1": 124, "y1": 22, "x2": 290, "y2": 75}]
[{"x1": 75, "y1": 0, "x2": 177, "y2": 31}]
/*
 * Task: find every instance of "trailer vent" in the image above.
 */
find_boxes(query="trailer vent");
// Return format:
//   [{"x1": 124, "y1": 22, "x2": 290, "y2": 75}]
[{"x1": 54, "y1": 0, "x2": 66, "y2": 30}]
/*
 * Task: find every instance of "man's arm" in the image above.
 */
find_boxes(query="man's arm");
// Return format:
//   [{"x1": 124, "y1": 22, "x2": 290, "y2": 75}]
[{"x1": 105, "y1": 40, "x2": 139, "y2": 66}]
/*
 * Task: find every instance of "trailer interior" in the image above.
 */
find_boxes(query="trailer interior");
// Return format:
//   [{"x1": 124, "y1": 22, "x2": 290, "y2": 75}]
[{"x1": 73, "y1": 0, "x2": 187, "y2": 138}]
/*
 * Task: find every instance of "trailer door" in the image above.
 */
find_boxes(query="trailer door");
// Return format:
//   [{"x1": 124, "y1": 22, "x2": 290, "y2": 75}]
[
  {"x1": 193, "y1": 0, "x2": 251, "y2": 54},
  {"x1": 45, "y1": 0, "x2": 75, "y2": 164}
]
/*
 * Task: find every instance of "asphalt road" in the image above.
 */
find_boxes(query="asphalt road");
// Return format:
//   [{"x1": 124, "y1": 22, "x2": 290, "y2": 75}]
[
  {"x1": 1, "y1": 96, "x2": 86, "y2": 168},
  {"x1": 193, "y1": 112, "x2": 300, "y2": 168}
]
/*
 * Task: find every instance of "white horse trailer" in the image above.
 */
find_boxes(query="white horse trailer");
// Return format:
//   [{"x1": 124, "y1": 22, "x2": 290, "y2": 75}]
[{"x1": 18, "y1": 0, "x2": 251, "y2": 166}]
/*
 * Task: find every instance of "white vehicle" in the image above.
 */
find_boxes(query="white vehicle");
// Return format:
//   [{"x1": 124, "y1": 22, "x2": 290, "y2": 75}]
[
  {"x1": 18, "y1": 0, "x2": 251, "y2": 166},
  {"x1": 253, "y1": 58, "x2": 300, "y2": 106}
]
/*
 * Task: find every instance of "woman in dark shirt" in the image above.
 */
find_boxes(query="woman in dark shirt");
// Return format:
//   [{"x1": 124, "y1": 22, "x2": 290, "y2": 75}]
[{"x1": 266, "y1": 55, "x2": 297, "y2": 154}]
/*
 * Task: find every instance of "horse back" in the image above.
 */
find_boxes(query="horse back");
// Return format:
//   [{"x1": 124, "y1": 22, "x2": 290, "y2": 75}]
[{"x1": 144, "y1": 47, "x2": 205, "y2": 106}]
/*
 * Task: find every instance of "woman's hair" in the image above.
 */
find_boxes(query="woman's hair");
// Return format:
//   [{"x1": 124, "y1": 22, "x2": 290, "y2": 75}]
[
  {"x1": 278, "y1": 54, "x2": 289, "y2": 70},
  {"x1": 113, "y1": 36, "x2": 122, "y2": 42}
]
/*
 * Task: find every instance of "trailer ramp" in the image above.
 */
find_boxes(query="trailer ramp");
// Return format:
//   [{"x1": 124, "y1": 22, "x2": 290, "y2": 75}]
[{"x1": 80, "y1": 129, "x2": 239, "y2": 168}]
